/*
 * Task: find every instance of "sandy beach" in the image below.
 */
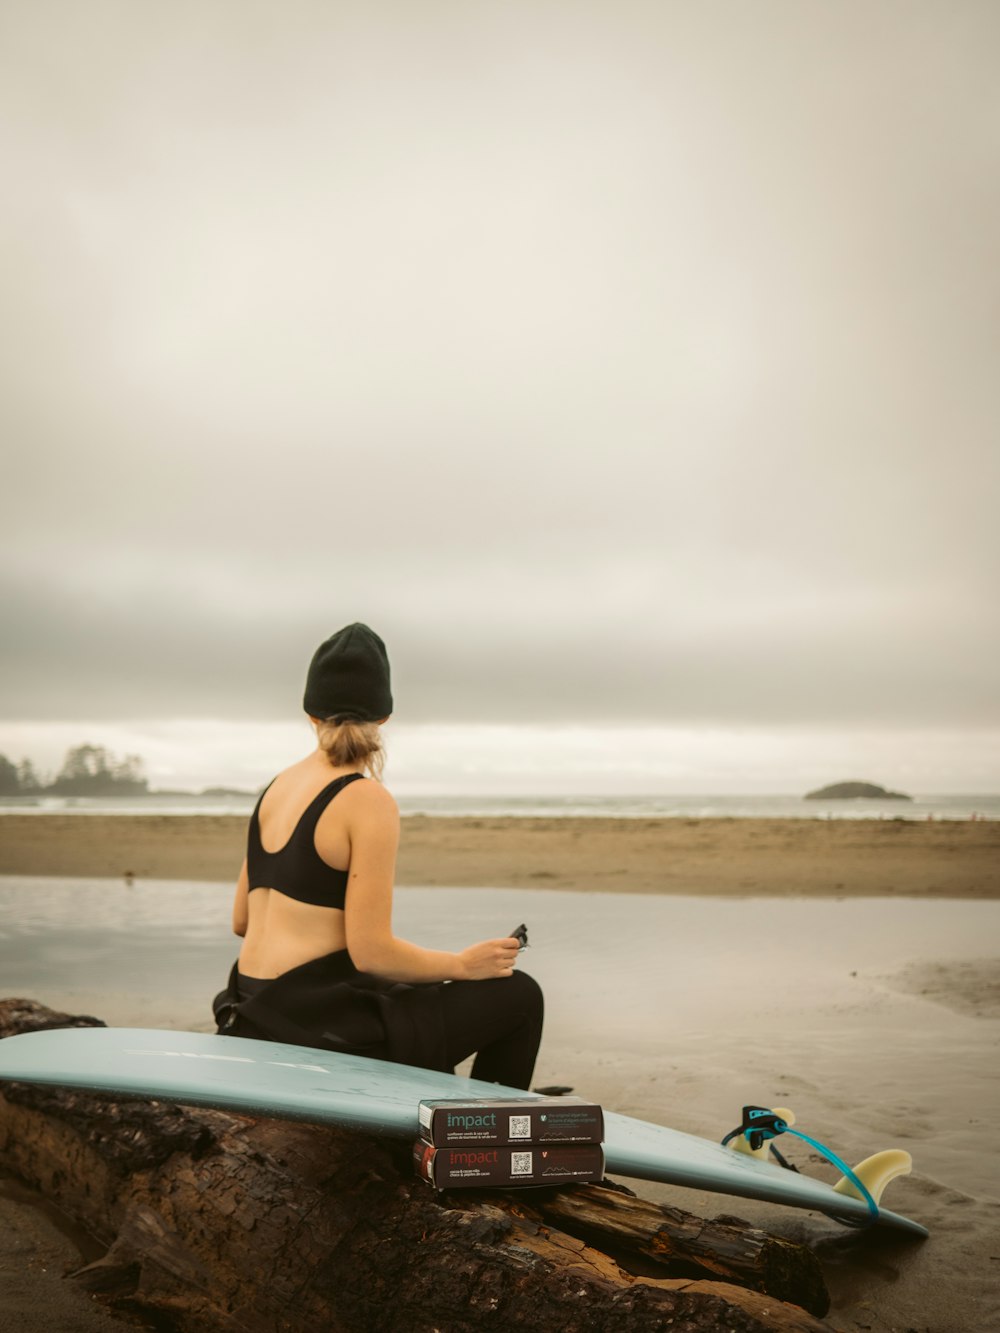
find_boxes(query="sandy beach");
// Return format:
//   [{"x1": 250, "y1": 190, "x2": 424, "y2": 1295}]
[
  {"x1": 1, "y1": 819, "x2": 999, "y2": 1331},
  {"x1": 1, "y1": 813, "x2": 998, "y2": 897}
]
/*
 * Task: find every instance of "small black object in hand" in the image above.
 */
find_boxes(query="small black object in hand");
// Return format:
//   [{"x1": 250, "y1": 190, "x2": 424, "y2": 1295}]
[{"x1": 510, "y1": 923, "x2": 528, "y2": 950}]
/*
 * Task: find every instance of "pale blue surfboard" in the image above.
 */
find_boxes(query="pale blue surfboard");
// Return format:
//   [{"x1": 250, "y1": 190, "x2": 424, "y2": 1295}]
[{"x1": 0, "y1": 1027, "x2": 927, "y2": 1236}]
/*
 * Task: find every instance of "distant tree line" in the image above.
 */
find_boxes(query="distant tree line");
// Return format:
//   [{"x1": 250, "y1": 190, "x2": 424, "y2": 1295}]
[{"x1": 0, "y1": 744, "x2": 148, "y2": 797}]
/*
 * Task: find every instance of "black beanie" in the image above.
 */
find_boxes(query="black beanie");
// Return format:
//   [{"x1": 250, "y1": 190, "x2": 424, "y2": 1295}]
[{"x1": 303, "y1": 623, "x2": 393, "y2": 722}]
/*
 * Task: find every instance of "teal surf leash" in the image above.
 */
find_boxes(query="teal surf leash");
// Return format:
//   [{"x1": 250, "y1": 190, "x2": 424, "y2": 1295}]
[{"x1": 721, "y1": 1105, "x2": 879, "y2": 1228}]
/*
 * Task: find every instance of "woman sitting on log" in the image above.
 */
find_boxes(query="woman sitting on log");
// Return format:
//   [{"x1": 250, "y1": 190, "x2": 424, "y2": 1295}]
[{"x1": 212, "y1": 622, "x2": 543, "y2": 1088}]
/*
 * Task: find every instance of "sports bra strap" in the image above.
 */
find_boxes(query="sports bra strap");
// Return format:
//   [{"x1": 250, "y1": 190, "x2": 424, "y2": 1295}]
[
  {"x1": 246, "y1": 773, "x2": 366, "y2": 909},
  {"x1": 251, "y1": 773, "x2": 364, "y2": 844},
  {"x1": 296, "y1": 773, "x2": 365, "y2": 834}
]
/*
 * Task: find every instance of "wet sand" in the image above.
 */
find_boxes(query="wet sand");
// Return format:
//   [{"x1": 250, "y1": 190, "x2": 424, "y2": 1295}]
[
  {"x1": 2, "y1": 877, "x2": 999, "y2": 1332},
  {"x1": 0, "y1": 1173, "x2": 155, "y2": 1333},
  {"x1": 1, "y1": 813, "x2": 998, "y2": 897}
]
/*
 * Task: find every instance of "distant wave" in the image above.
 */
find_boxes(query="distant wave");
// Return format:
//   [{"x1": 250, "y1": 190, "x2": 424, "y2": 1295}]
[{"x1": 1, "y1": 793, "x2": 997, "y2": 820}]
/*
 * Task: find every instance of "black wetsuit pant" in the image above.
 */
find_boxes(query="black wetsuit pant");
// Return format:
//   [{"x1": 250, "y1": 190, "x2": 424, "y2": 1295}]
[
  {"x1": 438, "y1": 970, "x2": 544, "y2": 1090},
  {"x1": 236, "y1": 967, "x2": 544, "y2": 1091}
]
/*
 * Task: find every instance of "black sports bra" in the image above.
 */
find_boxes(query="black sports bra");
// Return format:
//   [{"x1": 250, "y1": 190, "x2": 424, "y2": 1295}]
[{"x1": 246, "y1": 772, "x2": 365, "y2": 910}]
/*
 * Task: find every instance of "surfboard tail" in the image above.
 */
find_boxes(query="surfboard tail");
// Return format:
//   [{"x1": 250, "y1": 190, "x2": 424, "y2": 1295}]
[{"x1": 724, "y1": 1106, "x2": 916, "y2": 1221}]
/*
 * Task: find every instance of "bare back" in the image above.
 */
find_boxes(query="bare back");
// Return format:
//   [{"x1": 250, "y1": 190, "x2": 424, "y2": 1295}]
[{"x1": 237, "y1": 755, "x2": 364, "y2": 977}]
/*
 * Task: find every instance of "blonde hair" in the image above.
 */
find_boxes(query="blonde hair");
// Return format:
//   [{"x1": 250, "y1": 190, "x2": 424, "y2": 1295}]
[{"x1": 314, "y1": 717, "x2": 385, "y2": 782}]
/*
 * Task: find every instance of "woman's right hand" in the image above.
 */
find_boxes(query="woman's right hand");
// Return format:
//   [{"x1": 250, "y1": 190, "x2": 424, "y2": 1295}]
[{"x1": 456, "y1": 936, "x2": 521, "y2": 981}]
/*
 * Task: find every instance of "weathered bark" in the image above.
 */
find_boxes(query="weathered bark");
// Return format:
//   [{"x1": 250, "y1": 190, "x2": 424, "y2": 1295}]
[
  {"x1": 0, "y1": 999, "x2": 830, "y2": 1332},
  {"x1": 530, "y1": 1182, "x2": 829, "y2": 1312}
]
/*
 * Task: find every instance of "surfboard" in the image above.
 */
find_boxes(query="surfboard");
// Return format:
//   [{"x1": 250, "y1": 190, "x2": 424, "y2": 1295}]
[{"x1": 0, "y1": 1027, "x2": 927, "y2": 1236}]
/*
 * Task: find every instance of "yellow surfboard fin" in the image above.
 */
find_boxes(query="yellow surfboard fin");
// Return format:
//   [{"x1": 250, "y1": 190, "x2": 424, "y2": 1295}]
[{"x1": 832, "y1": 1149, "x2": 912, "y2": 1206}]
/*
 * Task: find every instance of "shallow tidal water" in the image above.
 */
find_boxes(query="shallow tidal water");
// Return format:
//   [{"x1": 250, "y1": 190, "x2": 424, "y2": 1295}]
[{"x1": 1, "y1": 877, "x2": 998, "y2": 1331}]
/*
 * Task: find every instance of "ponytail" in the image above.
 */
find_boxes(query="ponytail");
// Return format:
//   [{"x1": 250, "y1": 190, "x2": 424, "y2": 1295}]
[{"x1": 314, "y1": 717, "x2": 385, "y2": 782}]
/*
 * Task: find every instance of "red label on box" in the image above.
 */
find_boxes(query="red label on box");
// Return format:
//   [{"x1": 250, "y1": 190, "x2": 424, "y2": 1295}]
[{"x1": 414, "y1": 1140, "x2": 604, "y2": 1189}]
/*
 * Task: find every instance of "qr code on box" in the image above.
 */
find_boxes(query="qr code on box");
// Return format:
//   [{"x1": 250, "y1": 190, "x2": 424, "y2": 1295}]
[
  {"x1": 508, "y1": 1114, "x2": 531, "y2": 1139},
  {"x1": 511, "y1": 1151, "x2": 533, "y2": 1176}
]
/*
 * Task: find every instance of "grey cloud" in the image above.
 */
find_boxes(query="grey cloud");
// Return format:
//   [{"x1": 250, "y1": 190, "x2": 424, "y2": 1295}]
[
  {"x1": 2, "y1": 554, "x2": 996, "y2": 728},
  {"x1": 1, "y1": 1, "x2": 998, "y2": 733}
]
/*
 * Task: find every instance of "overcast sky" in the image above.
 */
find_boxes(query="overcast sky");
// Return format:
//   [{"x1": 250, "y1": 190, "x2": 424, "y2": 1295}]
[{"x1": 1, "y1": 2, "x2": 997, "y2": 790}]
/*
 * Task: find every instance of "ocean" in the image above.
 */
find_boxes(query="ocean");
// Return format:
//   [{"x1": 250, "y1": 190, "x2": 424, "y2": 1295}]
[{"x1": 1, "y1": 792, "x2": 997, "y2": 820}]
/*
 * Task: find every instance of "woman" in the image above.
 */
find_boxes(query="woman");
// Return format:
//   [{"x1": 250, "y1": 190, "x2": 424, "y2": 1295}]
[{"x1": 213, "y1": 622, "x2": 543, "y2": 1089}]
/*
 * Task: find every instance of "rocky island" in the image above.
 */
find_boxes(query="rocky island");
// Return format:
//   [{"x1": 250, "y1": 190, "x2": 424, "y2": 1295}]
[{"x1": 805, "y1": 780, "x2": 912, "y2": 801}]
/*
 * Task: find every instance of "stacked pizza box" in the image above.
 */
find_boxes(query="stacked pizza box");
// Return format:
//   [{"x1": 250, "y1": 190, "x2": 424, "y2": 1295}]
[{"x1": 413, "y1": 1096, "x2": 605, "y2": 1190}]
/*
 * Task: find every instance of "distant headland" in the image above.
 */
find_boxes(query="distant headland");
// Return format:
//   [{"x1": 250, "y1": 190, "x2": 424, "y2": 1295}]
[
  {"x1": 804, "y1": 780, "x2": 912, "y2": 801},
  {"x1": 0, "y1": 744, "x2": 253, "y2": 799}
]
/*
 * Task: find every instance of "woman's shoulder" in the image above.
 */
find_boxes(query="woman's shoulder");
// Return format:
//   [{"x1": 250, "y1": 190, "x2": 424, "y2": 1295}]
[
  {"x1": 345, "y1": 775, "x2": 399, "y2": 816},
  {"x1": 308, "y1": 771, "x2": 399, "y2": 825}
]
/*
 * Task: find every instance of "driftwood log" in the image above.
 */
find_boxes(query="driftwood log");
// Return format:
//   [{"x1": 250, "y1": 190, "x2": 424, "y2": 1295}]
[{"x1": 0, "y1": 999, "x2": 829, "y2": 1331}]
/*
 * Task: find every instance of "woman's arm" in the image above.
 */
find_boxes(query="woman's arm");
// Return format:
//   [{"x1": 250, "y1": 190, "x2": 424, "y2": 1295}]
[
  {"x1": 231, "y1": 858, "x2": 249, "y2": 937},
  {"x1": 344, "y1": 783, "x2": 519, "y2": 984}
]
